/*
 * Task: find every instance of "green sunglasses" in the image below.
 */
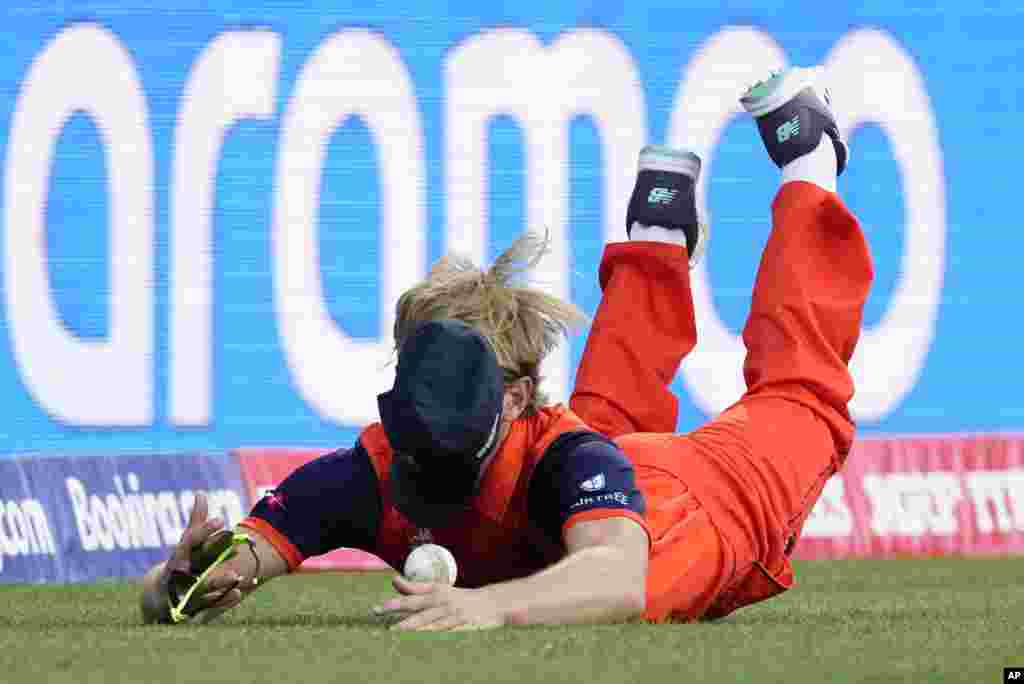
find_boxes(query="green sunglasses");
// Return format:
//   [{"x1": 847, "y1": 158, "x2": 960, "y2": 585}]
[{"x1": 166, "y1": 530, "x2": 260, "y2": 624}]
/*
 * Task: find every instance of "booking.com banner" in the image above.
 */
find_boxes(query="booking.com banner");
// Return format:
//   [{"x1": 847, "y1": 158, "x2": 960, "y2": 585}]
[
  {"x1": 0, "y1": 2, "x2": 1021, "y2": 455},
  {"x1": 0, "y1": 452, "x2": 246, "y2": 582}
]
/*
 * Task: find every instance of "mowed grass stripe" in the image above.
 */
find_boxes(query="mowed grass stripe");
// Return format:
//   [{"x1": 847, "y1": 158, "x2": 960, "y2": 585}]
[{"x1": 0, "y1": 558, "x2": 1019, "y2": 684}]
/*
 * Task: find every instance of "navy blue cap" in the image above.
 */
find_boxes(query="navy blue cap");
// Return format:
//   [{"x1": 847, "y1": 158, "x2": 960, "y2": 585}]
[{"x1": 378, "y1": 319, "x2": 504, "y2": 527}]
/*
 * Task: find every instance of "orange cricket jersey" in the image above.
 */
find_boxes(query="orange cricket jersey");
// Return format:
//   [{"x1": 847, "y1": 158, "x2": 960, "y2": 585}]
[{"x1": 360, "y1": 405, "x2": 651, "y2": 589}]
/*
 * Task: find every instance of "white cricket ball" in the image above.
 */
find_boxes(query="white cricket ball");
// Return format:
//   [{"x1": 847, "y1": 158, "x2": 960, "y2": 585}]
[{"x1": 403, "y1": 543, "x2": 458, "y2": 586}]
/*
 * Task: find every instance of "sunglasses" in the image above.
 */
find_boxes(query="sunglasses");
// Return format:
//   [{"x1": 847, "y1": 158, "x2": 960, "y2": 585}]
[{"x1": 166, "y1": 530, "x2": 261, "y2": 623}]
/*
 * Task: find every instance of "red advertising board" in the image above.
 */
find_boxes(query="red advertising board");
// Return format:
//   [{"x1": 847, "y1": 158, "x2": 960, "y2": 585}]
[
  {"x1": 795, "y1": 435, "x2": 1024, "y2": 558},
  {"x1": 233, "y1": 448, "x2": 389, "y2": 571}
]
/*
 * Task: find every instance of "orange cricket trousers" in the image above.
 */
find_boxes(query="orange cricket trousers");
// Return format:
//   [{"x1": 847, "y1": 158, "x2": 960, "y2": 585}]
[{"x1": 570, "y1": 181, "x2": 873, "y2": 622}]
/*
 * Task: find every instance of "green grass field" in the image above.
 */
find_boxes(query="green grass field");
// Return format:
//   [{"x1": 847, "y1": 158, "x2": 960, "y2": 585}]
[{"x1": 0, "y1": 558, "x2": 1020, "y2": 684}]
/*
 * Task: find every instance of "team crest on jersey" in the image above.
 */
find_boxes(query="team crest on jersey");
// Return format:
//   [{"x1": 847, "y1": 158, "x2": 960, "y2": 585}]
[{"x1": 579, "y1": 473, "x2": 606, "y2": 492}]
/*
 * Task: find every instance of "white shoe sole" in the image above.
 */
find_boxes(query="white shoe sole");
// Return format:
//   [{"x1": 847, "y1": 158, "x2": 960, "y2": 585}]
[
  {"x1": 740, "y1": 66, "x2": 825, "y2": 118},
  {"x1": 638, "y1": 145, "x2": 701, "y2": 179},
  {"x1": 636, "y1": 145, "x2": 706, "y2": 268}
]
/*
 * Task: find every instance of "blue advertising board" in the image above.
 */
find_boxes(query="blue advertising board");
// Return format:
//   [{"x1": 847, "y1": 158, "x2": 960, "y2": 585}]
[
  {"x1": 0, "y1": 452, "x2": 246, "y2": 582},
  {"x1": 0, "y1": 1, "x2": 1021, "y2": 457}
]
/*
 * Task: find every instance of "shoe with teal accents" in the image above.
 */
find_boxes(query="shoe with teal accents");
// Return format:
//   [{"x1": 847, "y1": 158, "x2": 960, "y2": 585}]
[
  {"x1": 740, "y1": 66, "x2": 848, "y2": 175},
  {"x1": 625, "y1": 145, "x2": 708, "y2": 268}
]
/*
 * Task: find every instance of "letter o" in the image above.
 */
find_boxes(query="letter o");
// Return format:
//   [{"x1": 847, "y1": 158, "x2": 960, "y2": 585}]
[
  {"x1": 826, "y1": 29, "x2": 946, "y2": 421},
  {"x1": 667, "y1": 27, "x2": 945, "y2": 422},
  {"x1": 666, "y1": 26, "x2": 788, "y2": 416}
]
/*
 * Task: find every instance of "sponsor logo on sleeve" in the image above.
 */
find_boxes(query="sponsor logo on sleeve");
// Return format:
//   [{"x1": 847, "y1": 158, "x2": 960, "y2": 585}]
[{"x1": 570, "y1": 491, "x2": 630, "y2": 510}]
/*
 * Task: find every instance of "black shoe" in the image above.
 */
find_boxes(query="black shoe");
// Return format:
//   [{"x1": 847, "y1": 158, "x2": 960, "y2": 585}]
[
  {"x1": 625, "y1": 145, "x2": 708, "y2": 268},
  {"x1": 740, "y1": 66, "x2": 848, "y2": 175}
]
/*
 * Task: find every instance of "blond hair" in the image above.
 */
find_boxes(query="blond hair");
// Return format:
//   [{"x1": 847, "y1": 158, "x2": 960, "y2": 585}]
[{"x1": 393, "y1": 231, "x2": 586, "y2": 412}]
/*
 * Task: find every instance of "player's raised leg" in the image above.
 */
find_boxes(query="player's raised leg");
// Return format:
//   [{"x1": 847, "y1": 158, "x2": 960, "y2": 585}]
[
  {"x1": 735, "y1": 66, "x2": 871, "y2": 454},
  {"x1": 570, "y1": 146, "x2": 707, "y2": 437},
  {"x1": 680, "y1": 69, "x2": 873, "y2": 599}
]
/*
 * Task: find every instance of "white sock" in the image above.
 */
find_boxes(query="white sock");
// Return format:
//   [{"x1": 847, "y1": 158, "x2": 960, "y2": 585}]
[
  {"x1": 629, "y1": 222, "x2": 688, "y2": 246},
  {"x1": 781, "y1": 137, "x2": 837, "y2": 193}
]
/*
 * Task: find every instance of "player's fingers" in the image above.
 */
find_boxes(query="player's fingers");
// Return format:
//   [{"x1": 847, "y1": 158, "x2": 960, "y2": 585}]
[
  {"x1": 392, "y1": 606, "x2": 449, "y2": 631},
  {"x1": 190, "y1": 569, "x2": 243, "y2": 610},
  {"x1": 170, "y1": 517, "x2": 224, "y2": 564},
  {"x1": 187, "y1": 492, "x2": 208, "y2": 529},
  {"x1": 192, "y1": 517, "x2": 226, "y2": 544},
  {"x1": 169, "y1": 537, "x2": 192, "y2": 565},
  {"x1": 199, "y1": 570, "x2": 242, "y2": 594},
  {"x1": 176, "y1": 520, "x2": 225, "y2": 562},
  {"x1": 417, "y1": 615, "x2": 464, "y2": 632},
  {"x1": 392, "y1": 574, "x2": 436, "y2": 595},
  {"x1": 373, "y1": 591, "x2": 435, "y2": 616},
  {"x1": 197, "y1": 589, "x2": 244, "y2": 624}
]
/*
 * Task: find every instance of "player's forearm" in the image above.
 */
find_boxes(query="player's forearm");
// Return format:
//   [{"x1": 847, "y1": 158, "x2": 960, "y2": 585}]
[{"x1": 485, "y1": 544, "x2": 647, "y2": 626}]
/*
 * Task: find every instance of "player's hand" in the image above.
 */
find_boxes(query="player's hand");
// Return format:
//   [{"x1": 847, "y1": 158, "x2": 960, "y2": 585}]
[
  {"x1": 161, "y1": 493, "x2": 245, "y2": 617},
  {"x1": 372, "y1": 575, "x2": 507, "y2": 631}
]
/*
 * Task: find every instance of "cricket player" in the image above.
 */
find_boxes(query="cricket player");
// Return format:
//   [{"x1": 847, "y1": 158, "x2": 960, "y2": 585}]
[{"x1": 140, "y1": 66, "x2": 872, "y2": 629}]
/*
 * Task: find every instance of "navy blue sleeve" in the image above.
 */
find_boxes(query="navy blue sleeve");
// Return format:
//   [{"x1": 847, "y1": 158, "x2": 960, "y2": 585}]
[
  {"x1": 527, "y1": 431, "x2": 646, "y2": 544},
  {"x1": 247, "y1": 442, "x2": 382, "y2": 559}
]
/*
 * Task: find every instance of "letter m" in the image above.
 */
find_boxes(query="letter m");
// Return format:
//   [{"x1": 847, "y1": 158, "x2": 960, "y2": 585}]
[{"x1": 445, "y1": 28, "x2": 647, "y2": 402}]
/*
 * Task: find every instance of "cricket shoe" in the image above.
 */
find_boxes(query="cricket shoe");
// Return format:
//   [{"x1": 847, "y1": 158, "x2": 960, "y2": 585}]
[
  {"x1": 625, "y1": 145, "x2": 708, "y2": 269},
  {"x1": 740, "y1": 66, "x2": 848, "y2": 175}
]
